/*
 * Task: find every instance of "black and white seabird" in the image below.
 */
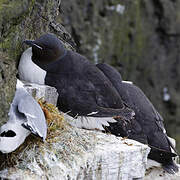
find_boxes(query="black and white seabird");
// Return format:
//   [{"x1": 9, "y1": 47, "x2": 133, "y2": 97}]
[
  {"x1": 96, "y1": 63, "x2": 179, "y2": 174},
  {"x1": 0, "y1": 79, "x2": 47, "y2": 153},
  {"x1": 18, "y1": 33, "x2": 135, "y2": 133}
]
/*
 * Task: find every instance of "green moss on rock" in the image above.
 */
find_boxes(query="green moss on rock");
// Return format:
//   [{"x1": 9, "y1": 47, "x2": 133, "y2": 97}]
[
  {"x1": 0, "y1": 52, "x2": 16, "y2": 125},
  {"x1": 0, "y1": 0, "x2": 73, "y2": 125}
]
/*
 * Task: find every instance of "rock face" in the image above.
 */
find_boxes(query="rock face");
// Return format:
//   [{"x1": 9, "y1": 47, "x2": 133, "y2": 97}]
[
  {"x1": 0, "y1": 0, "x2": 73, "y2": 125},
  {"x1": 23, "y1": 81, "x2": 59, "y2": 106},
  {"x1": 0, "y1": 53, "x2": 16, "y2": 125},
  {"x1": 60, "y1": 0, "x2": 180, "y2": 151},
  {"x1": 0, "y1": 81, "x2": 150, "y2": 179},
  {"x1": 145, "y1": 165, "x2": 180, "y2": 180},
  {"x1": 0, "y1": 128, "x2": 150, "y2": 180},
  {"x1": 0, "y1": 81, "x2": 179, "y2": 179}
]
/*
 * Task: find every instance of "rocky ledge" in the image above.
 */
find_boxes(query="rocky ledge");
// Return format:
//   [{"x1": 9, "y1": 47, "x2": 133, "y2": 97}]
[{"x1": 0, "y1": 81, "x2": 179, "y2": 180}]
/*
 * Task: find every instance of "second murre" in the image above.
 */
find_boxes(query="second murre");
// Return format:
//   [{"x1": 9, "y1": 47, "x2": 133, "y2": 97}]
[
  {"x1": 96, "y1": 63, "x2": 179, "y2": 174},
  {"x1": 19, "y1": 33, "x2": 134, "y2": 132}
]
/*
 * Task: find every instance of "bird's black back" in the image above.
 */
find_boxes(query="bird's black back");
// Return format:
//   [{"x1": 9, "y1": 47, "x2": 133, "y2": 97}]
[{"x1": 45, "y1": 50, "x2": 127, "y2": 116}]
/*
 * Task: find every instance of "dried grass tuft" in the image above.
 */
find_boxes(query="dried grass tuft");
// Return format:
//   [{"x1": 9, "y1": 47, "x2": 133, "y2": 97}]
[{"x1": 38, "y1": 98, "x2": 69, "y2": 141}]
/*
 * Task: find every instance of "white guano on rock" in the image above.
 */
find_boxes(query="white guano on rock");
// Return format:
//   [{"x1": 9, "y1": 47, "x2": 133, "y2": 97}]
[{"x1": 0, "y1": 127, "x2": 150, "y2": 180}]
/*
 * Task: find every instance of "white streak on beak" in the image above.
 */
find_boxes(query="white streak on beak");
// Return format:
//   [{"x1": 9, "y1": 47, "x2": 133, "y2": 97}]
[
  {"x1": 122, "y1": 81, "x2": 133, "y2": 84},
  {"x1": 33, "y1": 43, "x2": 43, "y2": 50}
]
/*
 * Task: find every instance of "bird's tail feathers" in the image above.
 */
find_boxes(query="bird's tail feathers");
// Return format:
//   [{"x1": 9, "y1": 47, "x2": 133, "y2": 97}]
[
  {"x1": 162, "y1": 161, "x2": 179, "y2": 174},
  {"x1": 148, "y1": 144, "x2": 177, "y2": 157}
]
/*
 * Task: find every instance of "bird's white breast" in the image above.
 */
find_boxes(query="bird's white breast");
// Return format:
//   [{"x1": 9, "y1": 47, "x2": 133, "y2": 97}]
[{"x1": 18, "y1": 48, "x2": 46, "y2": 84}]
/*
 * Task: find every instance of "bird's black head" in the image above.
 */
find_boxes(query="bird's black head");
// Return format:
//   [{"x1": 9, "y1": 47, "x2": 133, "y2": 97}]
[{"x1": 24, "y1": 33, "x2": 66, "y2": 69}]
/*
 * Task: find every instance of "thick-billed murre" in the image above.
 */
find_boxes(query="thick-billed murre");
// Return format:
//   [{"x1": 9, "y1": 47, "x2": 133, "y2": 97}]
[{"x1": 19, "y1": 33, "x2": 134, "y2": 133}]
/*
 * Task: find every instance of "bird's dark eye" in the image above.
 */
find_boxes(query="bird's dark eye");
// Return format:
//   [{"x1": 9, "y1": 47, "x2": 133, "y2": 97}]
[{"x1": 0, "y1": 130, "x2": 16, "y2": 137}]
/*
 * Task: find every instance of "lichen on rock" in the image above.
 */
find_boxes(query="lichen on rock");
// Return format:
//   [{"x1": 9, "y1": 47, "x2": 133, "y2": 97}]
[
  {"x1": 0, "y1": 52, "x2": 16, "y2": 125},
  {"x1": 0, "y1": 118, "x2": 150, "y2": 179},
  {"x1": 0, "y1": 0, "x2": 74, "y2": 125}
]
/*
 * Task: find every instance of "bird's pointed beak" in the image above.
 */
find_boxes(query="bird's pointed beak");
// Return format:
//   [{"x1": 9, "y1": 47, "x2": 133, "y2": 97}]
[
  {"x1": 23, "y1": 40, "x2": 43, "y2": 50},
  {"x1": 23, "y1": 40, "x2": 34, "y2": 46}
]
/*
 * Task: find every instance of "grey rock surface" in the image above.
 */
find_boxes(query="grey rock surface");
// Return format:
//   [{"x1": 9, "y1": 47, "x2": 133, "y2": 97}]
[
  {"x1": 0, "y1": 127, "x2": 150, "y2": 180},
  {"x1": 23, "y1": 81, "x2": 59, "y2": 106},
  {"x1": 145, "y1": 165, "x2": 180, "y2": 180}
]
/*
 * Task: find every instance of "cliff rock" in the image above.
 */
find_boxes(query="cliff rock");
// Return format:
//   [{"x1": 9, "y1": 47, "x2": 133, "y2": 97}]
[
  {"x1": 60, "y1": 0, "x2": 180, "y2": 151},
  {"x1": 0, "y1": 0, "x2": 73, "y2": 125}
]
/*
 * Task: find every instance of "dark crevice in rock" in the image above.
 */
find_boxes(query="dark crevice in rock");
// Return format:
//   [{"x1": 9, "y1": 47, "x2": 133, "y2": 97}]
[
  {"x1": 128, "y1": 32, "x2": 133, "y2": 43},
  {"x1": 99, "y1": 9, "x2": 107, "y2": 17},
  {"x1": 84, "y1": 2, "x2": 94, "y2": 22},
  {"x1": 151, "y1": 0, "x2": 168, "y2": 46},
  {"x1": 152, "y1": 0, "x2": 164, "y2": 21},
  {"x1": 170, "y1": 0, "x2": 176, "y2": 3},
  {"x1": 155, "y1": 27, "x2": 170, "y2": 47},
  {"x1": 129, "y1": 21, "x2": 135, "y2": 28},
  {"x1": 164, "y1": 101, "x2": 177, "y2": 116},
  {"x1": 147, "y1": 77, "x2": 155, "y2": 88},
  {"x1": 71, "y1": 27, "x2": 81, "y2": 51},
  {"x1": 58, "y1": 3, "x2": 63, "y2": 14},
  {"x1": 1, "y1": 70, "x2": 5, "y2": 80}
]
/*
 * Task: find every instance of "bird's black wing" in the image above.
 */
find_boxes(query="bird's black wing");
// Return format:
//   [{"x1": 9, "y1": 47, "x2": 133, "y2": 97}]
[
  {"x1": 81, "y1": 63, "x2": 134, "y2": 119},
  {"x1": 45, "y1": 53, "x2": 135, "y2": 121}
]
